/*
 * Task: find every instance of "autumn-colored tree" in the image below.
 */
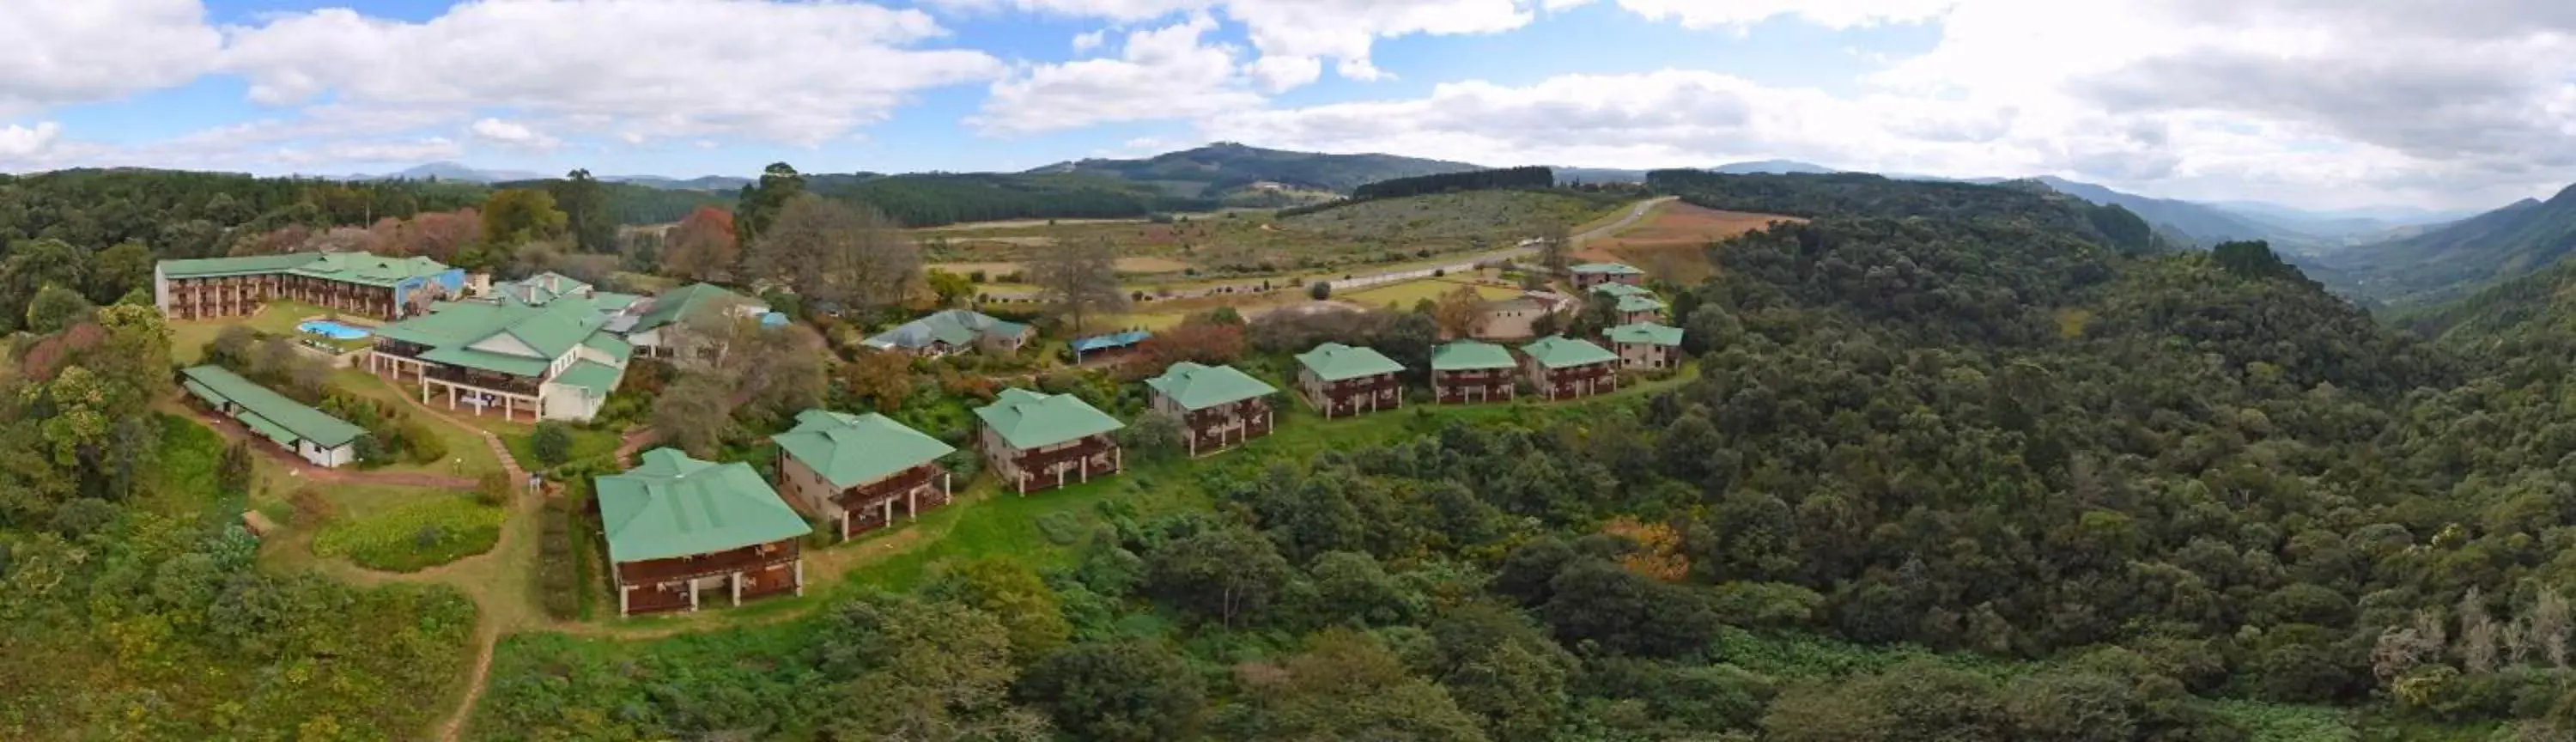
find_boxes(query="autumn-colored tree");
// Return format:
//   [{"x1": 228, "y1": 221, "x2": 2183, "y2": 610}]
[
  {"x1": 1128, "y1": 319, "x2": 1245, "y2": 377},
  {"x1": 749, "y1": 196, "x2": 920, "y2": 317},
  {"x1": 663, "y1": 206, "x2": 740, "y2": 282},
  {"x1": 1602, "y1": 516, "x2": 1689, "y2": 582},
  {"x1": 399, "y1": 209, "x2": 486, "y2": 262},
  {"x1": 843, "y1": 350, "x2": 914, "y2": 413},
  {"x1": 1431, "y1": 285, "x2": 1491, "y2": 338},
  {"x1": 1030, "y1": 238, "x2": 1128, "y2": 334},
  {"x1": 481, "y1": 188, "x2": 570, "y2": 246}
]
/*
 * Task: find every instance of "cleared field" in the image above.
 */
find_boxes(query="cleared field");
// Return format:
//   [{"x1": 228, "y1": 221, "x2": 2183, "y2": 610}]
[
  {"x1": 1340, "y1": 278, "x2": 1523, "y2": 309},
  {"x1": 931, "y1": 256, "x2": 1192, "y2": 277},
  {"x1": 1581, "y1": 202, "x2": 1804, "y2": 284}
]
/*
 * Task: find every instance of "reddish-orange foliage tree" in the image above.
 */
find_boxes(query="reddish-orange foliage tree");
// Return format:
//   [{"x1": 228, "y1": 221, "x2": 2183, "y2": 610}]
[
  {"x1": 1127, "y1": 319, "x2": 1247, "y2": 378},
  {"x1": 664, "y1": 206, "x2": 740, "y2": 283},
  {"x1": 396, "y1": 209, "x2": 486, "y2": 263},
  {"x1": 1602, "y1": 516, "x2": 1690, "y2": 582},
  {"x1": 842, "y1": 349, "x2": 914, "y2": 413}
]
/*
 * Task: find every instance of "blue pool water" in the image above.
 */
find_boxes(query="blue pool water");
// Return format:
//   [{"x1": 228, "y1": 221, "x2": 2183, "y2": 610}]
[{"x1": 299, "y1": 319, "x2": 373, "y2": 341}]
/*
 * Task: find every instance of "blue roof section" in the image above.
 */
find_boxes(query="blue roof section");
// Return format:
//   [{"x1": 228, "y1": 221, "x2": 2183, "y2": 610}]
[
  {"x1": 1072, "y1": 331, "x2": 1151, "y2": 353},
  {"x1": 758, "y1": 312, "x2": 789, "y2": 328}
]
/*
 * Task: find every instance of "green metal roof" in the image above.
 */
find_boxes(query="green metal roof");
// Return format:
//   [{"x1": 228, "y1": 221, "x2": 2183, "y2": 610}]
[
  {"x1": 180, "y1": 366, "x2": 368, "y2": 447},
  {"x1": 1521, "y1": 336, "x2": 1619, "y2": 369},
  {"x1": 974, "y1": 388, "x2": 1125, "y2": 450},
  {"x1": 631, "y1": 283, "x2": 759, "y2": 333},
  {"x1": 289, "y1": 252, "x2": 453, "y2": 287},
  {"x1": 864, "y1": 309, "x2": 1032, "y2": 351},
  {"x1": 1615, "y1": 295, "x2": 1668, "y2": 313},
  {"x1": 158, "y1": 252, "x2": 324, "y2": 278},
  {"x1": 1145, "y1": 362, "x2": 1278, "y2": 411},
  {"x1": 419, "y1": 345, "x2": 552, "y2": 377},
  {"x1": 1589, "y1": 283, "x2": 1653, "y2": 298},
  {"x1": 775, "y1": 409, "x2": 956, "y2": 490},
  {"x1": 1571, "y1": 262, "x2": 1643, "y2": 276},
  {"x1": 552, "y1": 361, "x2": 623, "y2": 398},
  {"x1": 1296, "y1": 343, "x2": 1405, "y2": 381},
  {"x1": 1431, "y1": 340, "x2": 1515, "y2": 371},
  {"x1": 1606, "y1": 322, "x2": 1685, "y2": 347},
  {"x1": 376, "y1": 298, "x2": 610, "y2": 376},
  {"x1": 237, "y1": 412, "x2": 298, "y2": 447},
  {"x1": 582, "y1": 331, "x2": 633, "y2": 363},
  {"x1": 596, "y1": 449, "x2": 811, "y2": 563}
]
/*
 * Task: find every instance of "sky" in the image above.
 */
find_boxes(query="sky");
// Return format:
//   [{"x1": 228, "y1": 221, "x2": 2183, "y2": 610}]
[{"x1": 3, "y1": 0, "x2": 2573, "y2": 211}]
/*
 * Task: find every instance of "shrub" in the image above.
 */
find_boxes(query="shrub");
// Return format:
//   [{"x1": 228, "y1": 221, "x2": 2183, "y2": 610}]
[
  {"x1": 313, "y1": 497, "x2": 505, "y2": 572},
  {"x1": 398, "y1": 420, "x2": 449, "y2": 464},
  {"x1": 1308, "y1": 281, "x2": 1333, "y2": 301},
  {"x1": 475, "y1": 471, "x2": 512, "y2": 507},
  {"x1": 289, "y1": 485, "x2": 337, "y2": 527},
  {"x1": 531, "y1": 422, "x2": 574, "y2": 467}
]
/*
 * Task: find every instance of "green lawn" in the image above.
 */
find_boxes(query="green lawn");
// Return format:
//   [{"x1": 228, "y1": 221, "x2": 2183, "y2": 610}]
[
  {"x1": 1340, "y1": 277, "x2": 1522, "y2": 309},
  {"x1": 505, "y1": 424, "x2": 624, "y2": 473},
  {"x1": 313, "y1": 496, "x2": 507, "y2": 573},
  {"x1": 168, "y1": 299, "x2": 361, "y2": 363},
  {"x1": 327, "y1": 369, "x2": 507, "y2": 478}
]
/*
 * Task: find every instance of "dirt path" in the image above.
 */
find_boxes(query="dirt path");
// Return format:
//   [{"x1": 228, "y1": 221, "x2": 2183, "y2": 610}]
[
  {"x1": 1573, "y1": 196, "x2": 1678, "y2": 248},
  {"x1": 613, "y1": 427, "x2": 657, "y2": 467}
]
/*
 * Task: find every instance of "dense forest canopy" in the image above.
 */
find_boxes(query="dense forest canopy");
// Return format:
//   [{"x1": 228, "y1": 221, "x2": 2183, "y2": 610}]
[
  {"x1": 819, "y1": 172, "x2": 1220, "y2": 228},
  {"x1": 1647, "y1": 170, "x2": 2158, "y2": 255},
  {"x1": 1353, "y1": 166, "x2": 1557, "y2": 200}
]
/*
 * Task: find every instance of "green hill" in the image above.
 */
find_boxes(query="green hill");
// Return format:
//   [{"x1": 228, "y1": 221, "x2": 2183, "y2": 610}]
[
  {"x1": 2310, "y1": 185, "x2": 2576, "y2": 307},
  {"x1": 1033, "y1": 142, "x2": 1483, "y2": 197},
  {"x1": 1279, "y1": 189, "x2": 1625, "y2": 245}
]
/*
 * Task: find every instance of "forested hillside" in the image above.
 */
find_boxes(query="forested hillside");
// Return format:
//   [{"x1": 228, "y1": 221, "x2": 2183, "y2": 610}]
[
  {"x1": 822, "y1": 172, "x2": 1218, "y2": 228},
  {"x1": 1036, "y1": 142, "x2": 1482, "y2": 196},
  {"x1": 0, "y1": 169, "x2": 486, "y2": 258},
  {"x1": 2311, "y1": 184, "x2": 2576, "y2": 306},
  {"x1": 1646, "y1": 169, "x2": 2158, "y2": 254}
]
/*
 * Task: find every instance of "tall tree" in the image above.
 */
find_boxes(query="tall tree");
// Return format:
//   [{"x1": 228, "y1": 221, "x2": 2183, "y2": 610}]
[
  {"x1": 480, "y1": 189, "x2": 569, "y2": 247},
  {"x1": 1015, "y1": 640, "x2": 1206, "y2": 742},
  {"x1": 735, "y1": 161, "x2": 806, "y2": 245},
  {"x1": 1029, "y1": 238, "x2": 1129, "y2": 334},
  {"x1": 550, "y1": 169, "x2": 616, "y2": 253},
  {"x1": 87, "y1": 243, "x2": 154, "y2": 306},
  {"x1": 749, "y1": 196, "x2": 920, "y2": 317},
  {"x1": 0, "y1": 240, "x2": 88, "y2": 333},
  {"x1": 662, "y1": 205, "x2": 739, "y2": 283},
  {"x1": 1432, "y1": 284, "x2": 1491, "y2": 338}
]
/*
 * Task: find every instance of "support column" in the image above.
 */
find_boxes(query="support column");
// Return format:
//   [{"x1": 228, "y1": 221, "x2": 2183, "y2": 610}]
[
  {"x1": 884, "y1": 498, "x2": 896, "y2": 526},
  {"x1": 732, "y1": 573, "x2": 743, "y2": 606},
  {"x1": 905, "y1": 489, "x2": 917, "y2": 520},
  {"x1": 619, "y1": 585, "x2": 630, "y2": 617},
  {"x1": 794, "y1": 561, "x2": 805, "y2": 596},
  {"x1": 688, "y1": 584, "x2": 700, "y2": 612}
]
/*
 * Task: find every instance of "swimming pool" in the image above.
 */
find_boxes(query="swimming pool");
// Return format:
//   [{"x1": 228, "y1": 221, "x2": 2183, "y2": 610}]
[{"x1": 299, "y1": 319, "x2": 374, "y2": 341}]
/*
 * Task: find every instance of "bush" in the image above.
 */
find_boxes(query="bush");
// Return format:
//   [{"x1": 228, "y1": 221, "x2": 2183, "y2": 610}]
[
  {"x1": 398, "y1": 420, "x2": 449, "y2": 464},
  {"x1": 476, "y1": 471, "x2": 513, "y2": 507},
  {"x1": 537, "y1": 499, "x2": 581, "y2": 620},
  {"x1": 313, "y1": 497, "x2": 505, "y2": 572},
  {"x1": 531, "y1": 422, "x2": 574, "y2": 467},
  {"x1": 1309, "y1": 281, "x2": 1333, "y2": 301},
  {"x1": 289, "y1": 485, "x2": 337, "y2": 528}
]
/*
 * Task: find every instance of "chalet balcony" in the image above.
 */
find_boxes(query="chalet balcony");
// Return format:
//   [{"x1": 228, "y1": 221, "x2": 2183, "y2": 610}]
[
  {"x1": 615, "y1": 541, "x2": 802, "y2": 586},
  {"x1": 427, "y1": 366, "x2": 542, "y2": 396}
]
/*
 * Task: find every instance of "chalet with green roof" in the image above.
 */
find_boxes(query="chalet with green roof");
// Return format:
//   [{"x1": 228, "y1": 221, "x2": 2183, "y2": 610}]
[
  {"x1": 180, "y1": 365, "x2": 368, "y2": 468},
  {"x1": 1614, "y1": 294, "x2": 1668, "y2": 325},
  {"x1": 597, "y1": 448, "x2": 811, "y2": 616},
  {"x1": 1589, "y1": 283, "x2": 1654, "y2": 300},
  {"x1": 615, "y1": 283, "x2": 769, "y2": 356},
  {"x1": 975, "y1": 388, "x2": 1126, "y2": 495},
  {"x1": 1606, "y1": 322, "x2": 1686, "y2": 371},
  {"x1": 155, "y1": 251, "x2": 465, "y2": 320},
  {"x1": 1431, "y1": 339, "x2": 1517, "y2": 404},
  {"x1": 1521, "y1": 335, "x2": 1621, "y2": 400},
  {"x1": 774, "y1": 410, "x2": 957, "y2": 540},
  {"x1": 1294, "y1": 343, "x2": 1405, "y2": 418},
  {"x1": 367, "y1": 292, "x2": 632, "y2": 422},
  {"x1": 1145, "y1": 362, "x2": 1279, "y2": 457},
  {"x1": 862, "y1": 309, "x2": 1036, "y2": 357},
  {"x1": 1570, "y1": 262, "x2": 1645, "y2": 289}
]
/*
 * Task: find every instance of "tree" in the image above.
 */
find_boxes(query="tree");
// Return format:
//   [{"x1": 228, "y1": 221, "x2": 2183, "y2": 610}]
[
  {"x1": 88, "y1": 242, "x2": 155, "y2": 306},
  {"x1": 662, "y1": 205, "x2": 739, "y2": 282},
  {"x1": 1015, "y1": 640, "x2": 1206, "y2": 742},
  {"x1": 1030, "y1": 238, "x2": 1129, "y2": 333},
  {"x1": 1116, "y1": 410, "x2": 1188, "y2": 460},
  {"x1": 529, "y1": 422, "x2": 574, "y2": 467},
  {"x1": 1539, "y1": 557, "x2": 1720, "y2": 658},
  {"x1": 1235, "y1": 629, "x2": 1490, "y2": 741},
  {"x1": 1146, "y1": 524, "x2": 1290, "y2": 627},
  {"x1": 0, "y1": 239, "x2": 88, "y2": 332},
  {"x1": 1128, "y1": 318, "x2": 1245, "y2": 375},
  {"x1": 841, "y1": 349, "x2": 914, "y2": 414},
  {"x1": 927, "y1": 269, "x2": 975, "y2": 308},
  {"x1": 1432, "y1": 285, "x2": 1490, "y2": 338},
  {"x1": 480, "y1": 188, "x2": 569, "y2": 246},
  {"x1": 815, "y1": 593, "x2": 1051, "y2": 741},
  {"x1": 735, "y1": 161, "x2": 806, "y2": 245},
  {"x1": 1309, "y1": 281, "x2": 1333, "y2": 301},
  {"x1": 927, "y1": 558, "x2": 1072, "y2": 664},
  {"x1": 550, "y1": 169, "x2": 615, "y2": 253},
  {"x1": 26, "y1": 284, "x2": 93, "y2": 334},
  {"x1": 651, "y1": 374, "x2": 735, "y2": 458},
  {"x1": 750, "y1": 195, "x2": 920, "y2": 317}
]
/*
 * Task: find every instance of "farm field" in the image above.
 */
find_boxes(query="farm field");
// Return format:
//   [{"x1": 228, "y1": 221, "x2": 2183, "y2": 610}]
[
  {"x1": 1579, "y1": 201, "x2": 1804, "y2": 284},
  {"x1": 1340, "y1": 277, "x2": 1524, "y2": 309},
  {"x1": 914, "y1": 190, "x2": 1628, "y2": 286}
]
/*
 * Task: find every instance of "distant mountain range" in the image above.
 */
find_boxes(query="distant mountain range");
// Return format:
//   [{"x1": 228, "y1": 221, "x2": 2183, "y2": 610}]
[
  {"x1": 1027, "y1": 142, "x2": 1481, "y2": 198},
  {"x1": 2297, "y1": 185, "x2": 2576, "y2": 307}
]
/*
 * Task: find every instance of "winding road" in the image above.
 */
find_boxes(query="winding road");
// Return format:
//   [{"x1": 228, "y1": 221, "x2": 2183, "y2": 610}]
[{"x1": 1575, "y1": 196, "x2": 1678, "y2": 246}]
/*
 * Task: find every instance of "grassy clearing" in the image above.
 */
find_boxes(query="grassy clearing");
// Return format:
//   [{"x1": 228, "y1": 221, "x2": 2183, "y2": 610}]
[
  {"x1": 1583, "y1": 202, "x2": 1804, "y2": 285},
  {"x1": 1340, "y1": 277, "x2": 1524, "y2": 309},
  {"x1": 504, "y1": 424, "x2": 623, "y2": 472},
  {"x1": 313, "y1": 496, "x2": 507, "y2": 572},
  {"x1": 327, "y1": 368, "x2": 507, "y2": 477},
  {"x1": 168, "y1": 299, "x2": 350, "y2": 363}
]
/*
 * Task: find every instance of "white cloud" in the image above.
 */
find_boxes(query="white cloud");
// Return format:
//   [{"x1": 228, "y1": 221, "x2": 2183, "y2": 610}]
[
  {"x1": 1072, "y1": 29, "x2": 1109, "y2": 52},
  {"x1": 972, "y1": 14, "x2": 1265, "y2": 134},
  {"x1": 0, "y1": 123, "x2": 66, "y2": 161},
  {"x1": 220, "y1": 0, "x2": 1005, "y2": 145},
  {"x1": 931, "y1": 0, "x2": 1551, "y2": 90},
  {"x1": 1573, "y1": 0, "x2": 1957, "y2": 30},
  {"x1": 0, "y1": 0, "x2": 222, "y2": 117},
  {"x1": 470, "y1": 118, "x2": 562, "y2": 151}
]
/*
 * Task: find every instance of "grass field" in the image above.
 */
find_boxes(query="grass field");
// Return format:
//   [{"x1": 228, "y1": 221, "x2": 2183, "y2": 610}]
[
  {"x1": 314, "y1": 496, "x2": 507, "y2": 572},
  {"x1": 1340, "y1": 277, "x2": 1523, "y2": 310},
  {"x1": 1581, "y1": 202, "x2": 1803, "y2": 284},
  {"x1": 168, "y1": 299, "x2": 353, "y2": 364},
  {"x1": 915, "y1": 190, "x2": 1628, "y2": 285},
  {"x1": 504, "y1": 425, "x2": 624, "y2": 472},
  {"x1": 328, "y1": 368, "x2": 509, "y2": 477}
]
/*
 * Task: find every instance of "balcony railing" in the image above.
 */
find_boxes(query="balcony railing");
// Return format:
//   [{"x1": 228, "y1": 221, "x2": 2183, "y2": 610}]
[{"x1": 616, "y1": 541, "x2": 802, "y2": 586}]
